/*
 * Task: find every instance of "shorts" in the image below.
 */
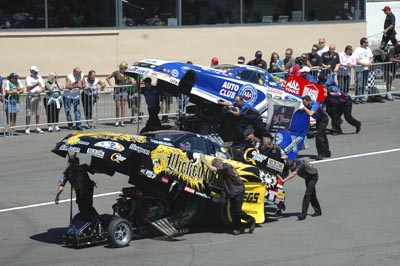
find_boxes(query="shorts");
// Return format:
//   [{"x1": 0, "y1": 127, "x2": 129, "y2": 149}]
[
  {"x1": 4, "y1": 99, "x2": 20, "y2": 113},
  {"x1": 113, "y1": 87, "x2": 128, "y2": 100},
  {"x1": 26, "y1": 95, "x2": 42, "y2": 116}
]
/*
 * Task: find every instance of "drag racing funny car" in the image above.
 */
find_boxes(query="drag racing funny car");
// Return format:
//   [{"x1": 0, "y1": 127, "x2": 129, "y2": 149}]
[
  {"x1": 52, "y1": 130, "x2": 286, "y2": 248},
  {"x1": 126, "y1": 59, "x2": 326, "y2": 143}
]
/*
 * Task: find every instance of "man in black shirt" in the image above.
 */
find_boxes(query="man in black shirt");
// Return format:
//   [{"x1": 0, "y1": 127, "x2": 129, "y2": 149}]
[
  {"x1": 247, "y1": 50, "x2": 267, "y2": 70},
  {"x1": 55, "y1": 157, "x2": 98, "y2": 217},
  {"x1": 282, "y1": 160, "x2": 322, "y2": 221},
  {"x1": 321, "y1": 44, "x2": 340, "y2": 74},
  {"x1": 380, "y1": 6, "x2": 397, "y2": 50},
  {"x1": 200, "y1": 155, "x2": 256, "y2": 235}
]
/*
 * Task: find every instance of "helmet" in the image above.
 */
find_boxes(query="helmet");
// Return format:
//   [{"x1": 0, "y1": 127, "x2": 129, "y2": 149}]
[{"x1": 295, "y1": 56, "x2": 304, "y2": 66}]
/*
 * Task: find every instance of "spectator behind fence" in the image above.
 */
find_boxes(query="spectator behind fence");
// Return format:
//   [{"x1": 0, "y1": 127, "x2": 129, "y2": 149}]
[
  {"x1": 127, "y1": 74, "x2": 141, "y2": 124},
  {"x1": 306, "y1": 44, "x2": 322, "y2": 71},
  {"x1": 321, "y1": 44, "x2": 340, "y2": 73},
  {"x1": 247, "y1": 51, "x2": 267, "y2": 70},
  {"x1": 44, "y1": 72, "x2": 63, "y2": 132},
  {"x1": 4, "y1": 73, "x2": 24, "y2": 136},
  {"x1": 283, "y1": 48, "x2": 295, "y2": 71},
  {"x1": 106, "y1": 61, "x2": 130, "y2": 127},
  {"x1": 25, "y1": 66, "x2": 45, "y2": 134},
  {"x1": 82, "y1": 70, "x2": 105, "y2": 128},
  {"x1": 160, "y1": 90, "x2": 173, "y2": 123},
  {"x1": 268, "y1": 52, "x2": 285, "y2": 79},
  {"x1": 354, "y1": 37, "x2": 373, "y2": 104},
  {"x1": 338, "y1": 45, "x2": 356, "y2": 93},
  {"x1": 65, "y1": 67, "x2": 85, "y2": 130},
  {"x1": 237, "y1": 56, "x2": 245, "y2": 64},
  {"x1": 317, "y1": 38, "x2": 329, "y2": 56}
]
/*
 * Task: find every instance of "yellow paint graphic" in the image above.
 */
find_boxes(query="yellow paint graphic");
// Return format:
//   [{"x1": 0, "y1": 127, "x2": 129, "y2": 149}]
[
  {"x1": 151, "y1": 146, "x2": 211, "y2": 190},
  {"x1": 66, "y1": 132, "x2": 146, "y2": 145}
]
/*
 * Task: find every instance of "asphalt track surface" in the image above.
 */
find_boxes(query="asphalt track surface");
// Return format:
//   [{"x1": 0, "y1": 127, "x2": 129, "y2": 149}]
[{"x1": 1, "y1": 99, "x2": 400, "y2": 266}]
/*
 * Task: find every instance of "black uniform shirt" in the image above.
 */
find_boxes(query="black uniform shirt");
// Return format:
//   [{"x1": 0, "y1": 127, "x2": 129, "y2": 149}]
[
  {"x1": 385, "y1": 13, "x2": 396, "y2": 35},
  {"x1": 294, "y1": 160, "x2": 318, "y2": 179},
  {"x1": 216, "y1": 163, "x2": 244, "y2": 198}
]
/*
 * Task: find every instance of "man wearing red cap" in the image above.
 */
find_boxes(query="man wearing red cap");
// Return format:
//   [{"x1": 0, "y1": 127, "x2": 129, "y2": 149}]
[
  {"x1": 380, "y1": 6, "x2": 397, "y2": 50},
  {"x1": 210, "y1": 57, "x2": 219, "y2": 68}
]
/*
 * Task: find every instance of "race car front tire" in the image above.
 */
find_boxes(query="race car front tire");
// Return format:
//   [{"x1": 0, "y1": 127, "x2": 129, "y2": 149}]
[{"x1": 108, "y1": 217, "x2": 132, "y2": 248}]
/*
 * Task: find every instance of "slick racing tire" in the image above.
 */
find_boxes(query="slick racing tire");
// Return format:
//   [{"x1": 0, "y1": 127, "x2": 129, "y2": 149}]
[{"x1": 108, "y1": 217, "x2": 132, "y2": 248}]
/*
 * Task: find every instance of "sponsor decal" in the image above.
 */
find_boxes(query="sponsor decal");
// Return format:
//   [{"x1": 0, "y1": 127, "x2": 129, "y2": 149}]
[
  {"x1": 95, "y1": 141, "x2": 125, "y2": 151},
  {"x1": 59, "y1": 144, "x2": 69, "y2": 151},
  {"x1": 87, "y1": 148, "x2": 105, "y2": 158},
  {"x1": 302, "y1": 84, "x2": 320, "y2": 101},
  {"x1": 219, "y1": 81, "x2": 240, "y2": 99},
  {"x1": 267, "y1": 158, "x2": 285, "y2": 172},
  {"x1": 78, "y1": 141, "x2": 90, "y2": 146},
  {"x1": 129, "y1": 144, "x2": 150, "y2": 155},
  {"x1": 151, "y1": 146, "x2": 212, "y2": 190},
  {"x1": 150, "y1": 139, "x2": 173, "y2": 146},
  {"x1": 139, "y1": 169, "x2": 156, "y2": 179},
  {"x1": 110, "y1": 153, "x2": 126, "y2": 163},
  {"x1": 184, "y1": 186, "x2": 195, "y2": 194},
  {"x1": 130, "y1": 67, "x2": 150, "y2": 75},
  {"x1": 195, "y1": 191, "x2": 211, "y2": 199},
  {"x1": 169, "y1": 78, "x2": 179, "y2": 85},
  {"x1": 282, "y1": 79, "x2": 300, "y2": 95},
  {"x1": 179, "y1": 142, "x2": 191, "y2": 150},
  {"x1": 244, "y1": 192, "x2": 260, "y2": 203},
  {"x1": 171, "y1": 69, "x2": 179, "y2": 77},
  {"x1": 239, "y1": 84, "x2": 257, "y2": 105},
  {"x1": 283, "y1": 135, "x2": 304, "y2": 154},
  {"x1": 68, "y1": 147, "x2": 81, "y2": 153}
]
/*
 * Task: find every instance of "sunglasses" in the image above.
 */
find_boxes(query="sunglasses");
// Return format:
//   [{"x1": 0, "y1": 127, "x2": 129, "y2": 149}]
[{"x1": 312, "y1": 49, "x2": 318, "y2": 52}]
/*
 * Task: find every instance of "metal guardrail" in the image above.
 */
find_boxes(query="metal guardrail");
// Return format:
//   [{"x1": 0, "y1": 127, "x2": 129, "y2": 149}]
[
  {"x1": 1, "y1": 63, "x2": 399, "y2": 137},
  {"x1": 0, "y1": 85, "x2": 189, "y2": 137}
]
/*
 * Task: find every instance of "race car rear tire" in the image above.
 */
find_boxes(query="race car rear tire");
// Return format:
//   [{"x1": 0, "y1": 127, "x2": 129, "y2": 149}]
[{"x1": 108, "y1": 217, "x2": 132, "y2": 248}]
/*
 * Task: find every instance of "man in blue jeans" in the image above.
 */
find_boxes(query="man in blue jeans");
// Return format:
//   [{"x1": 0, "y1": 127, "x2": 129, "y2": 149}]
[
  {"x1": 64, "y1": 67, "x2": 85, "y2": 130},
  {"x1": 354, "y1": 37, "x2": 373, "y2": 104}
]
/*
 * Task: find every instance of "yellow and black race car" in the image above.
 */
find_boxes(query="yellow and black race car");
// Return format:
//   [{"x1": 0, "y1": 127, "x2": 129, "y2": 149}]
[{"x1": 52, "y1": 130, "x2": 285, "y2": 248}]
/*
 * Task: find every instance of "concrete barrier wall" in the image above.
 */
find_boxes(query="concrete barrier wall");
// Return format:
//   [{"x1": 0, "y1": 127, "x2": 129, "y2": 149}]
[{"x1": 0, "y1": 22, "x2": 365, "y2": 79}]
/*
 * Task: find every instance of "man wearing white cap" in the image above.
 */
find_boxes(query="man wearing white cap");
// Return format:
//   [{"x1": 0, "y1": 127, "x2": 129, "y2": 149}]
[
  {"x1": 299, "y1": 66, "x2": 317, "y2": 83},
  {"x1": 25, "y1": 66, "x2": 45, "y2": 134}
]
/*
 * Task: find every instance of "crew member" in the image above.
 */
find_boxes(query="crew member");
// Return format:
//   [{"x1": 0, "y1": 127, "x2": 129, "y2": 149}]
[
  {"x1": 282, "y1": 160, "x2": 321, "y2": 221},
  {"x1": 200, "y1": 155, "x2": 256, "y2": 235},
  {"x1": 380, "y1": 6, "x2": 397, "y2": 50},
  {"x1": 141, "y1": 77, "x2": 161, "y2": 132},
  {"x1": 302, "y1": 95, "x2": 331, "y2": 160},
  {"x1": 55, "y1": 157, "x2": 98, "y2": 217}
]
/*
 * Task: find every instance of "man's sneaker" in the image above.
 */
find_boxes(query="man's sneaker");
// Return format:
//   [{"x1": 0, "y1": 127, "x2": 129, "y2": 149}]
[
  {"x1": 48, "y1": 126, "x2": 53, "y2": 132},
  {"x1": 75, "y1": 125, "x2": 83, "y2": 131},
  {"x1": 25, "y1": 128, "x2": 30, "y2": 135},
  {"x1": 355, "y1": 122, "x2": 361, "y2": 134},
  {"x1": 386, "y1": 94, "x2": 394, "y2": 101},
  {"x1": 115, "y1": 122, "x2": 120, "y2": 127},
  {"x1": 55, "y1": 126, "x2": 61, "y2": 132},
  {"x1": 120, "y1": 122, "x2": 125, "y2": 127},
  {"x1": 232, "y1": 228, "x2": 244, "y2": 235},
  {"x1": 297, "y1": 215, "x2": 306, "y2": 221},
  {"x1": 248, "y1": 220, "x2": 256, "y2": 234},
  {"x1": 36, "y1": 128, "x2": 44, "y2": 134},
  {"x1": 316, "y1": 154, "x2": 325, "y2": 161},
  {"x1": 311, "y1": 212, "x2": 322, "y2": 217}
]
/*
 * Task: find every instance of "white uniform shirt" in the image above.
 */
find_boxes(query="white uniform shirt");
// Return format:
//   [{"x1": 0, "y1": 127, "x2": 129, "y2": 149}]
[
  {"x1": 354, "y1": 46, "x2": 373, "y2": 72},
  {"x1": 25, "y1": 75, "x2": 44, "y2": 96},
  {"x1": 64, "y1": 73, "x2": 84, "y2": 99}
]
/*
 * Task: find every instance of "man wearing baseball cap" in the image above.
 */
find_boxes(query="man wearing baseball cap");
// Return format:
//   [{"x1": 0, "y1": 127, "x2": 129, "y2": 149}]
[
  {"x1": 247, "y1": 50, "x2": 267, "y2": 70},
  {"x1": 380, "y1": 6, "x2": 397, "y2": 50},
  {"x1": 25, "y1": 66, "x2": 45, "y2": 134}
]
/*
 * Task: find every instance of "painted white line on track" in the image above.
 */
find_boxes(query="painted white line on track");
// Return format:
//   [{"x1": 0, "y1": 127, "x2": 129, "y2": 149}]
[
  {"x1": 1, "y1": 148, "x2": 400, "y2": 214},
  {"x1": 311, "y1": 148, "x2": 400, "y2": 164},
  {"x1": 0, "y1": 191, "x2": 120, "y2": 213}
]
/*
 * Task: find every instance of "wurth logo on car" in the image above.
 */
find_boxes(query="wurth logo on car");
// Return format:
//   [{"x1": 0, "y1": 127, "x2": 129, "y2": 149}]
[{"x1": 282, "y1": 80, "x2": 300, "y2": 95}]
